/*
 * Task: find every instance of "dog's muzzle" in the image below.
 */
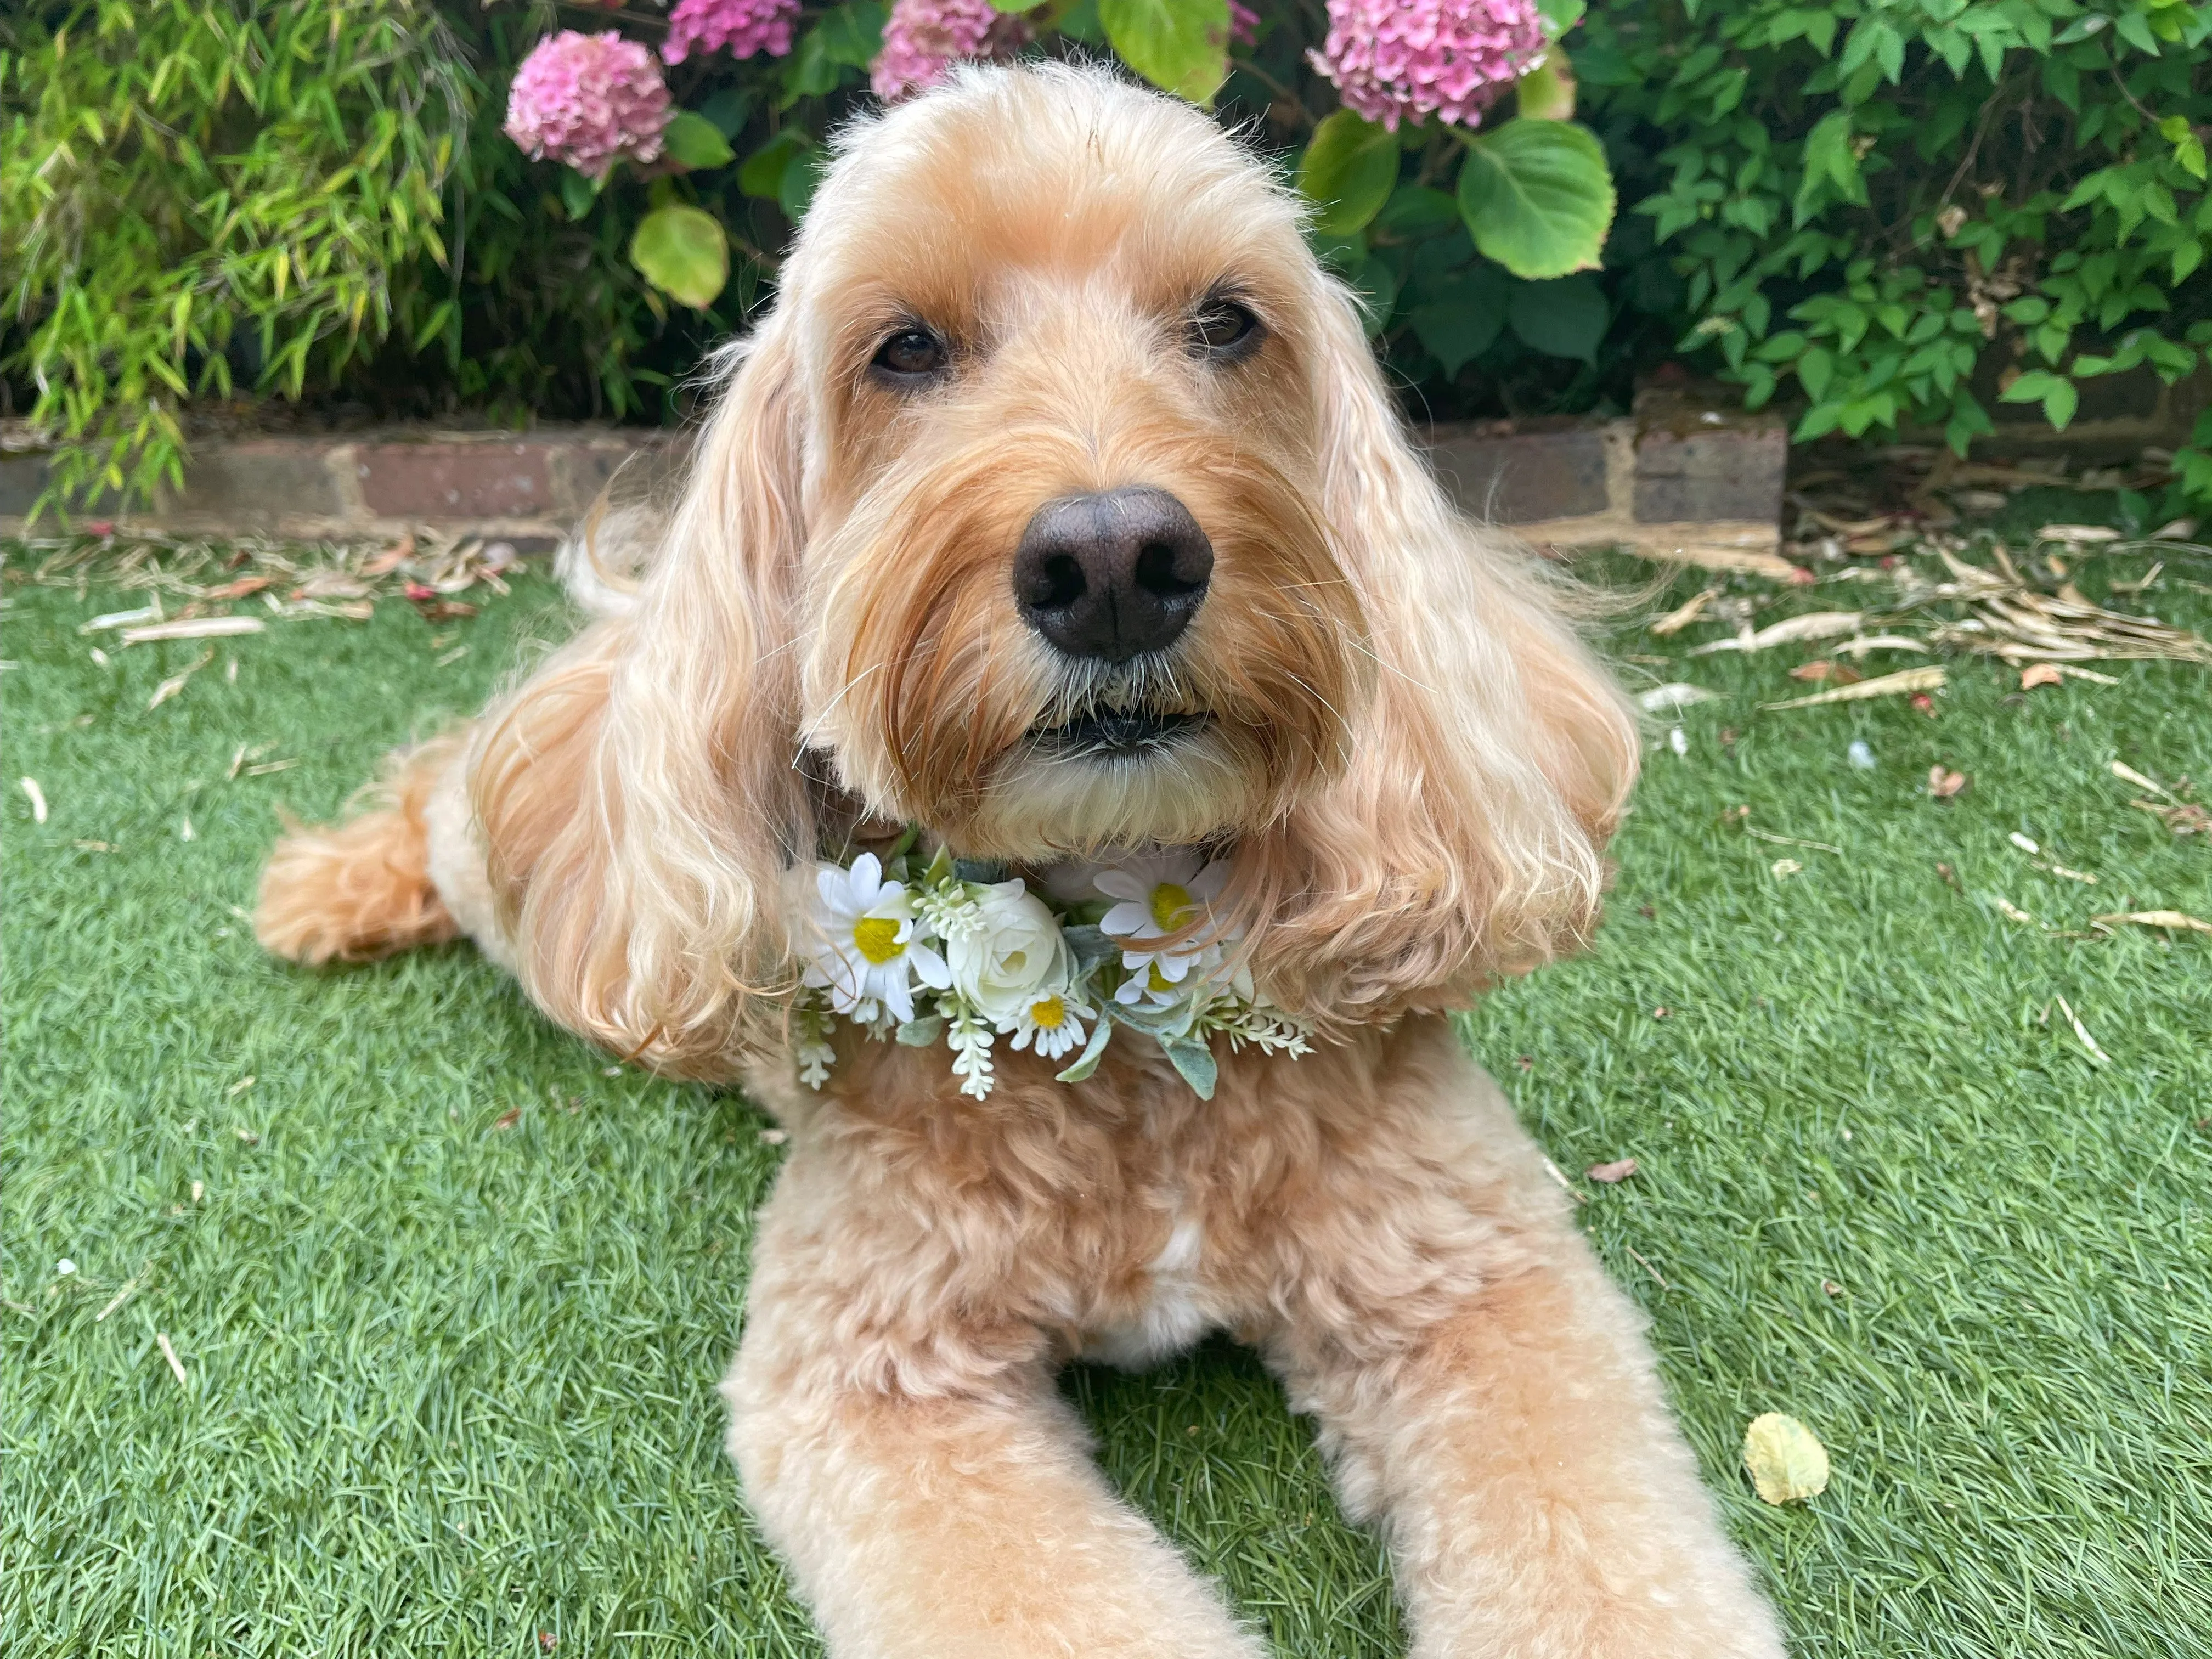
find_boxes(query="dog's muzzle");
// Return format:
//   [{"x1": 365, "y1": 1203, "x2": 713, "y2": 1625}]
[{"x1": 1012, "y1": 488, "x2": 1212, "y2": 664}]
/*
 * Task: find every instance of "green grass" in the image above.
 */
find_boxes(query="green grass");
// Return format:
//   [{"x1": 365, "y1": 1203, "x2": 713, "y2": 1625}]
[{"x1": 5, "y1": 533, "x2": 2209, "y2": 1658}]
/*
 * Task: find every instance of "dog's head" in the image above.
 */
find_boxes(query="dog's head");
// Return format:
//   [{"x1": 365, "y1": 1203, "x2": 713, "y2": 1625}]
[{"x1": 537, "y1": 64, "x2": 1638, "y2": 1065}]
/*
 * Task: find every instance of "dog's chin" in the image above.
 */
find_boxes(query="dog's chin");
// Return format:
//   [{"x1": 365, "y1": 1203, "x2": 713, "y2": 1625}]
[{"x1": 952, "y1": 710, "x2": 1261, "y2": 861}]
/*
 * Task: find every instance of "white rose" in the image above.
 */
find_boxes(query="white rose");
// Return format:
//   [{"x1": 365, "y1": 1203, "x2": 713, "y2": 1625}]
[{"x1": 947, "y1": 881, "x2": 1071, "y2": 1026}]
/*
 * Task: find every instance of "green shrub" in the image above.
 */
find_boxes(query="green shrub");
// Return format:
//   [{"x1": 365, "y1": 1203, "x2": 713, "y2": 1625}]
[
  {"x1": 1, "y1": 0, "x2": 472, "y2": 512},
  {"x1": 1582, "y1": 0, "x2": 2212, "y2": 499},
  {"x1": 6, "y1": 1, "x2": 2209, "y2": 524}
]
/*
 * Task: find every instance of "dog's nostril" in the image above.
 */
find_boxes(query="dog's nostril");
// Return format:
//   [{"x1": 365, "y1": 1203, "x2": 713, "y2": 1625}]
[
  {"x1": 1030, "y1": 552, "x2": 1087, "y2": 611},
  {"x1": 1133, "y1": 541, "x2": 1203, "y2": 599}
]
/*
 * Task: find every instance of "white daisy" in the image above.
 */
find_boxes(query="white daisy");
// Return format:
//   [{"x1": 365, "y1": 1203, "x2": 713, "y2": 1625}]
[
  {"x1": 1008, "y1": 986, "x2": 1093, "y2": 1060},
  {"x1": 1096, "y1": 853, "x2": 1232, "y2": 1003},
  {"x1": 803, "y1": 853, "x2": 950, "y2": 1025}
]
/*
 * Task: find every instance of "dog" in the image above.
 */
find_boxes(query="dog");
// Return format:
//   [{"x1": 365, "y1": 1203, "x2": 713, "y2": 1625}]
[{"x1": 256, "y1": 63, "x2": 1786, "y2": 1659}]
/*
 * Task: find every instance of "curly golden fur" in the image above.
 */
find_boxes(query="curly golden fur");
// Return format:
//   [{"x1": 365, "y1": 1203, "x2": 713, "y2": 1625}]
[{"x1": 257, "y1": 64, "x2": 1785, "y2": 1657}]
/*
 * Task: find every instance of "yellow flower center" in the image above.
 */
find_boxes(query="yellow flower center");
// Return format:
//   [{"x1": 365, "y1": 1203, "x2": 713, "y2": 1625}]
[
  {"x1": 1147, "y1": 963, "x2": 1174, "y2": 992},
  {"x1": 1149, "y1": 882, "x2": 1195, "y2": 932},
  {"x1": 851, "y1": 916, "x2": 904, "y2": 964},
  {"x1": 1030, "y1": 995, "x2": 1065, "y2": 1030}
]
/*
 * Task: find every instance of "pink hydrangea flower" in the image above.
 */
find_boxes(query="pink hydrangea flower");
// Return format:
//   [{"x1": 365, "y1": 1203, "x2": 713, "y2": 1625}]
[
  {"x1": 504, "y1": 31, "x2": 673, "y2": 180},
  {"x1": 662, "y1": 0, "x2": 799, "y2": 65},
  {"x1": 1312, "y1": 0, "x2": 1548, "y2": 131},
  {"x1": 870, "y1": 0, "x2": 1031, "y2": 102}
]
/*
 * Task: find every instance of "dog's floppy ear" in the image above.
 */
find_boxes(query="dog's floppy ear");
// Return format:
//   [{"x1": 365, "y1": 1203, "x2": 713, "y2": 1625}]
[
  {"x1": 473, "y1": 325, "x2": 811, "y2": 1076},
  {"x1": 1243, "y1": 284, "x2": 1639, "y2": 1028}
]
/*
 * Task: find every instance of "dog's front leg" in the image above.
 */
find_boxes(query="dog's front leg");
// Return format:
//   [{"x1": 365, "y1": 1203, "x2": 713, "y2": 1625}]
[
  {"x1": 1278, "y1": 1243, "x2": 1787, "y2": 1658},
  {"x1": 721, "y1": 1169, "x2": 1264, "y2": 1659},
  {"x1": 1267, "y1": 1055, "x2": 1787, "y2": 1657}
]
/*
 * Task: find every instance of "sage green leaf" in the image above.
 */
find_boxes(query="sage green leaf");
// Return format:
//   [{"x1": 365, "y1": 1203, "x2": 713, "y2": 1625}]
[
  {"x1": 1160, "y1": 1037, "x2": 1218, "y2": 1099},
  {"x1": 896, "y1": 1015, "x2": 945, "y2": 1047},
  {"x1": 1062, "y1": 925, "x2": 1119, "y2": 973},
  {"x1": 662, "y1": 112, "x2": 735, "y2": 172},
  {"x1": 1298, "y1": 110, "x2": 1400, "y2": 239},
  {"x1": 1455, "y1": 118, "x2": 1616, "y2": 279},
  {"x1": 629, "y1": 205, "x2": 729, "y2": 310},
  {"x1": 1098, "y1": 0, "x2": 1229, "y2": 105},
  {"x1": 1056, "y1": 1016, "x2": 1116, "y2": 1083}
]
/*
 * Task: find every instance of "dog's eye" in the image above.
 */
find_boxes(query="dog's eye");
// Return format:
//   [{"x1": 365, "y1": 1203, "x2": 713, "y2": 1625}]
[
  {"x1": 871, "y1": 326, "x2": 949, "y2": 382},
  {"x1": 1189, "y1": 297, "x2": 1261, "y2": 362}
]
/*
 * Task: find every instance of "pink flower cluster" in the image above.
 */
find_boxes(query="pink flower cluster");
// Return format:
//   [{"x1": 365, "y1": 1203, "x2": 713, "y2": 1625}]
[
  {"x1": 1312, "y1": 0, "x2": 1548, "y2": 131},
  {"x1": 870, "y1": 0, "x2": 1031, "y2": 103},
  {"x1": 504, "y1": 31, "x2": 673, "y2": 180},
  {"x1": 662, "y1": 0, "x2": 800, "y2": 66}
]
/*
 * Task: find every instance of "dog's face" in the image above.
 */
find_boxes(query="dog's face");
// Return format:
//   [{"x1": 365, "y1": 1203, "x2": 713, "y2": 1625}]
[
  {"x1": 778, "y1": 72, "x2": 1368, "y2": 860},
  {"x1": 543, "y1": 64, "x2": 1636, "y2": 1063}
]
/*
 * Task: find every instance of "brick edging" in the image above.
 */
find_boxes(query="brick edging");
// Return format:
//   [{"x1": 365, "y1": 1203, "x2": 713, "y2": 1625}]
[{"x1": 1, "y1": 400, "x2": 1788, "y2": 553}]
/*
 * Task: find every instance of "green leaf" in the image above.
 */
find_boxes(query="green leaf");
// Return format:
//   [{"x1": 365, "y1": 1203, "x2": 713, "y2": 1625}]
[
  {"x1": 1455, "y1": 119, "x2": 1616, "y2": 280},
  {"x1": 2043, "y1": 378, "x2": 2079, "y2": 430},
  {"x1": 558, "y1": 168, "x2": 595, "y2": 223},
  {"x1": 2000, "y1": 369, "x2": 2062, "y2": 403},
  {"x1": 779, "y1": 149, "x2": 823, "y2": 222},
  {"x1": 629, "y1": 205, "x2": 729, "y2": 310},
  {"x1": 697, "y1": 88, "x2": 752, "y2": 139},
  {"x1": 739, "y1": 131, "x2": 809, "y2": 199},
  {"x1": 817, "y1": 1, "x2": 889, "y2": 64},
  {"x1": 662, "y1": 112, "x2": 735, "y2": 172},
  {"x1": 1160, "y1": 1036, "x2": 1218, "y2": 1099},
  {"x1": 1536, "y1": 0, "x2": 1585, "y2": 36},
  {"x1": 1375, "y1": 184, "x2": 1462, "y2": 240},
  {"x1": 1098, "y1": 0, "x2": 1230, "y2": 104},
  {"x1": 1410, "y1": 264, "x2": 1510, "y2": 375},
  {"x1": 1507, "y1": 273, "x2": 1608, "y2": 363},
  {"x1": 1516, "y1": 49, "x2": 1577, "y2": 121},
  {"x1": 895, "y1": 1015, "x2": 945, "y2": 1046},
  {"x1": 1350, "y1": 255, "x2": 1400, "y2": 332},
  {"x1": 1793, "y1": 110, "x2": 1864, "y2": 224},
  {"x1": 1298, "y1": 110, "x2": 1399, "y2": 239}
]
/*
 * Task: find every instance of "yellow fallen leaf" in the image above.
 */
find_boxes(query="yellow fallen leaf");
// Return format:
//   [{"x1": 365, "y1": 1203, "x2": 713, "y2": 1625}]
[
  {"x1": 1742, "y1": 1413, "x2": 1830, "y2": 1505},
  {"x1": 2094, "y1": 910, "x2": 2212, "y2": 936},
  {"x1": 1760, "y1": 665, "x2": 1945, "y2": 710},
  {"x1": 1649, "y1": 586, "x2": 1721, "y2": 637}
]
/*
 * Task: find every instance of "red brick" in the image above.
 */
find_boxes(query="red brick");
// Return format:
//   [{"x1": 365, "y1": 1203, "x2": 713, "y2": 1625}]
[
  {"x1": 1632, "y1": 415, "x2": 1786, "y2": 525},
  {"x1": 547, "y1": 436, "x2": 689, "y2": 516},
  {"x1": 171, "y1": 440, "x2": 343, "y2": 523},
  {"x1": 1426, "y1": 424, "x2": 1611, "y2": 524},
  {"x1": 357, "y1": 441, "x2": 553, "y2": 520}
]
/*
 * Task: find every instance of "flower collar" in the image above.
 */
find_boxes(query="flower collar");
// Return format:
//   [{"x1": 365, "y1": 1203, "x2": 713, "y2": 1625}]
[{"x1": 795, "y1": 837, "x2": 1311, "y2": 1100}]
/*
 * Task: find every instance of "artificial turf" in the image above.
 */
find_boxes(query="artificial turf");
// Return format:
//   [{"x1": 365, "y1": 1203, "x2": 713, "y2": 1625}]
[{"x1": 4, "y1": 520, "x2": 2209, "y2": 1658}]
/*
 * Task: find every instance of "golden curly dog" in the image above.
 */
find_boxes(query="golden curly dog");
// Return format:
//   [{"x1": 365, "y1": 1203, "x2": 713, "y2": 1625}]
[{"x1": 257, "y1": 63, "x2": 1785, "y2": 1659}]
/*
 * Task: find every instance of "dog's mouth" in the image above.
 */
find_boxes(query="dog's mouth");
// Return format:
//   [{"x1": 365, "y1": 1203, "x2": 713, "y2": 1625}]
[{"x1": 1029, "y1": 708, "x2": 1210, "y2": 758}]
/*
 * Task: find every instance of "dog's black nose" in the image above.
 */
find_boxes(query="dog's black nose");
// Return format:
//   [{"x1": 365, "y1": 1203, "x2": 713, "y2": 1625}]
[{"x1": 1012, "y1": 488, "x2": 1213, "y2": 664}]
